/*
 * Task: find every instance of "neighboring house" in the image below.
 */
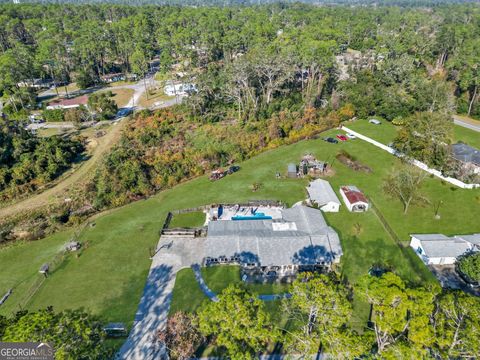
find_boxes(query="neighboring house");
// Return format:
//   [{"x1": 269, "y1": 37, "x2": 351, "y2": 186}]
[
  {"x1": 410, "y1": 234, "x2": 479, "y2": 265},
  {"x1": 164, "y1": 83, "x2": 197, "y2": 96},
  {"x1": 339, "y1": 185, "x2": 369, "y2": 212},
  {"x1": 452, "y1": 143, "x2": 480, "y2": 175},
  {"x1": 46, "y1": 95, "x2": 88, "y2": 110},
  {"x1": 17, "y1": 78, "x2": 52, "y2": 89},
  {"x1": 307, "y1": 179, "x2": 341, "y2": 213},
  {"x1": 101, "y1": 73, "x2": 125, "y2": 83},
  {"x1": 203, "y1": 205, "x2": 343, "y2": 278}
]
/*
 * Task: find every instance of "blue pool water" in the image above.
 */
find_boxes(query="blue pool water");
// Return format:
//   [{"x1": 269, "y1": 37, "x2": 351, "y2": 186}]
[{"x1": 232, "y1": 212, "x2": 272, "y2": 221}]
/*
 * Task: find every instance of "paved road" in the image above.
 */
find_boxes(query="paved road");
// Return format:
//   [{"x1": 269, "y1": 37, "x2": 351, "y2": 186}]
[
  {"x1": 453, "y1": 115, "x2": 480, "y2": 133},
  {"x1": 117, "y1": 236, "x2": 205, "y2": 360}
]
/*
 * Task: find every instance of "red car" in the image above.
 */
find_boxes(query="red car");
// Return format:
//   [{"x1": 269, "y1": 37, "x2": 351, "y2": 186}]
[{"x1": 336, "y1": 134, "x2": 348, "y2": 142}]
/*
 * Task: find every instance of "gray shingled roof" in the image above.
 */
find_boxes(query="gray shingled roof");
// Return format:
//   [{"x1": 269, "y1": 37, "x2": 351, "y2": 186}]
[
  {"x1": 420, "y1": 239, "x2": 472, "y2": 258},
  {"x1": 452, "y1": 143, "x2": 480, "y2": 166},
  {"x1": 307, "y1": 179, "x2": 341, "y2": 207},
  {"x1": 456, "y1": 234, "x2": 480, "y2": 246},
  {"x1": 205, "y1": 205, "x2": 342, "y2": 266},
  {"x1": 412, "y1": 234, "x2": 450, "y2": 241},
  {"x1": 412, "y1": 234, "x2": 473, "y2": 258}
]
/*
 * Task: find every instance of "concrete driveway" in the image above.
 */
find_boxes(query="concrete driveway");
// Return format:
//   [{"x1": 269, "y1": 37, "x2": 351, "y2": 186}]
[{"x1": 117, "y1": 236, "x2": 205, "y2": 360}]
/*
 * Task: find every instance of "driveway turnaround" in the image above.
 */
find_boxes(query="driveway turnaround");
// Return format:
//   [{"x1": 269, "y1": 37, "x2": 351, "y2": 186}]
[
  {"x1": 117, "y1": 236, "x2": 205, "y2": 360},
  {"x1": 191, "y1": 264, "x2": 219, "y2": 302},
  {"x1": 118, "y1": 233, "x2": 294, "y2": 358}
]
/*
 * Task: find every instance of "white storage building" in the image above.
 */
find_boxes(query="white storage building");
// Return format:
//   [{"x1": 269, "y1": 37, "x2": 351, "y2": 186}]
[{"x1": 306, "y1": 179, "x2": 341, "y2": 213}]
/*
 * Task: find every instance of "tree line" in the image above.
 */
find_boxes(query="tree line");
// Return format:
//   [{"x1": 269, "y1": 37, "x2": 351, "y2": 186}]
[
  {"x1": 0, "y1": 1, "x2": 477, "y2": 7},
  {"x1": 0, "y1": 3, "x2": 479, "y2": 119}
]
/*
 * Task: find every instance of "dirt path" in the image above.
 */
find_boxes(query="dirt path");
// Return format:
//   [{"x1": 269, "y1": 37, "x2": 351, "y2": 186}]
[{"x1": 0, "y1": 119, "x2": 127, "y2": 220}]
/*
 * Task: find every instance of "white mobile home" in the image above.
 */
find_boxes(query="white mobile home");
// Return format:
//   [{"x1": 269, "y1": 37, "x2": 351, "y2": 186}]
[{"x1": 410, "y1": 234, "x2": 475, "y2": 265}]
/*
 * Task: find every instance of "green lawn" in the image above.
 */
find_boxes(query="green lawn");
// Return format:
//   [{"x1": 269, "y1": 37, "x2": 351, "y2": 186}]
[
  {"x1": 169, "y1": 265, "x2": 290, "y2": 315},
  {"x1": 347, "y1": 118, "x2": 480, "y2": 148},
  {"x1": 169, "y1": 211, "x2": 206, "y2": 228},
  {"x1": 169, "y1": 268, "x2": 207, "y2": 314},
  {"x1": 344, "y1": 118, "x2": 399, "y2": 144},
  {"x1": 1, "y1": 125, "x2": 479, "y2": 342},
  {"x1": 454, "y1": 125, "x2": 480, "y2": 149}
]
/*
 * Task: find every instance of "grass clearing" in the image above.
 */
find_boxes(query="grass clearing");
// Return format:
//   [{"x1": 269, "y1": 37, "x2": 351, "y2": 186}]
[
  {"x1": 1, "y1": 125, "x2": 478, "y2": 346},
  {"x1": 169, "y1": 268, "x2": 208, "y2": 314},
  {"x1": 138, "y1": 88, "x2": 174, "y2": 108},
  {"x1": 348, "y1": 118, "x2": 480, "y2": 148},
  {"x1": 169, "y1": 265, "x2": 289, "y2": 323},
  {"x1": 454, "y1": 125, "x2": 480, "y2": 149},
  {"x1": 107, "y1": 88, "x2": 134, "y2": 108},
  {"x1": 169, "y1": 211, "x2": 205, "y2": 228}
]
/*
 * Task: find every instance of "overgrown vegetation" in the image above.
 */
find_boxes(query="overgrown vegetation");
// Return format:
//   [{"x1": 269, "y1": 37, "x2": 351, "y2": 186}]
[
  {"x1": 0, "y1": 119, "x2": 84, "y2": 200},
  {"x1": 92, "y1": 106, "x2": 336, "y2": 208}
]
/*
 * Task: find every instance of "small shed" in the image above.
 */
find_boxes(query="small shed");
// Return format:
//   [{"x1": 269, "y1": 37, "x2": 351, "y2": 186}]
[
  {"x1": 339, "y1": 185, "x2": 369, "y2": 212},
  {"x1": 39, "y1": 263, "x2": 50, "y2": 277},
  {"x1": 307, "y1": 179, "x2": 341, "y2": 213},
  {"x1": 65, "y1": 241, "x2": 81, "y2": 252},
  {"x1": 103, "y1": 323, "x2": 128, "y2": 338},
  {"x1": 287, "y1": 163, "x2": 297, "y2": 178}
]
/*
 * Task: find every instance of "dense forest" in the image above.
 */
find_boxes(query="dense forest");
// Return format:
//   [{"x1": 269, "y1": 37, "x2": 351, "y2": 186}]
[
  {"x1": 0, "y1": 0, "x2": 478, "y2": 6},
  {"x1": 0, "y1": 2, "x2": 479, "y2": 237},
  {"x1": 0, "y1": 3, "x2": 479, "y2": 118}
]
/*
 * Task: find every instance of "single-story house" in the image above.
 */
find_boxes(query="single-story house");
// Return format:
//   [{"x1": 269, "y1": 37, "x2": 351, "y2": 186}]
[
  {"x1": 410, "y1": 234, "x2": 479, "y2": 265},
  {"x1": 452, "y1": 143, "x2": 480, "y2": 174},
  {"x1": 101, "y1": 73, "x2": 125, "y2": 83},
  {"x1": 307, "y1": 179, "x2": 341, "y2": 213},
  {"x1": 17, "y1": 78, "x2": 52, "y2": 89},
  {"x1": 203, "y1": 205, "x2": 343, "y2": 278},
  {"x1": 339, "y1": 185, "x2": 369, "y2": 212},
  {"x1": 164, "y1": 83, "x2": 197, "y2": 96},
  {"x1": 46, "y1": 95, "x2": 88, "y2": 110}
]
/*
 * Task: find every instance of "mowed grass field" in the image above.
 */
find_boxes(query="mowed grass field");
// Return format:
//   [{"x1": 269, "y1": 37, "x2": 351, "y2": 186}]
[
  {"x1": 0, "y1": 124, "x2": 479, "y2": 336},
  {"x1": 346, "y1": 118, "x2": 480, "y2": 149}
]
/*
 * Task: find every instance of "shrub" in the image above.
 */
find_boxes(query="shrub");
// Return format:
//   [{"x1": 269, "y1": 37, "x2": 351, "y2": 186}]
[
  {"x1": 43, "y1": 109, "x2": 65, "y2": 122},
  {"x1": 457, "y1": 253, "x2": 480, "y2": 282}
]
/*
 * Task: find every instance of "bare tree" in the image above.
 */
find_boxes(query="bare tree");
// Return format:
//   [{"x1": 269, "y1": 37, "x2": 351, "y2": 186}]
[
  {"x1": 383, "y1": 164, "x2": 428, "y2": 214},
  {"x1": 157, "y1": 312, "x2": 203, "y2": 360}
]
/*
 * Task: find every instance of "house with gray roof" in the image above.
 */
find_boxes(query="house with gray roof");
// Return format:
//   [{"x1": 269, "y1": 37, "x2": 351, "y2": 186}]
[
  {"x1": 306, "y1": 179, "x2": 341, "y2": 212},
  {"x1": 204, "y1": 205, "x2": 342, "y2": 278},
  {"x1": 452, "y1": 143, "x2": 480, "y2": 174},
  {"x1": 410, "y1": 233, "x2": 478, "y2": 265}
]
